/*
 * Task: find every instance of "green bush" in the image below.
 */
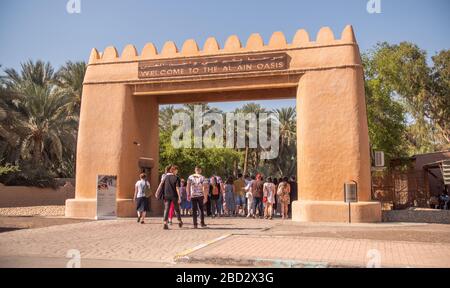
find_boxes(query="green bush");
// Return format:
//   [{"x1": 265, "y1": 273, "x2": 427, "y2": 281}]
[
  {"x1": 0, "y1": 164, "x2": 19, "y2": 176},
  {"x1": 0, "y1": 163, "x2": 57, "y2": 188}
]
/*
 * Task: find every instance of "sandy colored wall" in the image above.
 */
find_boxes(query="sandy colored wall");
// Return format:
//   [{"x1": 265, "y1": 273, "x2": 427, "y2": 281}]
[
  {"x1": 296, "y1": 67, "x2": 371, "y2": 201},
  {"x1": 74, "y1": 83, "x2": 128, "y2": 200},
  {"x1": 0, "y1": 183, "x2": 74, "y2": 208},
  {"x1": 117, "y1": 88, "x2": 162, "y2": 216}
]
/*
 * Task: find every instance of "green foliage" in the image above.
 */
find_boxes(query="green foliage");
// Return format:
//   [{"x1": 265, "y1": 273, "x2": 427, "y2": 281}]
[
  {"x1": 363, "y1": 55, "x2": 408, "y2": 160},
  {"x1": 0, "y1": 164, "x2": 20, "y2": 176},
  {"x1": 263, "y1": 107, "x2": 297, "y2": 177},
  {"x1": 0, "y1": 60, "x2": 85, "y2": 185},
  {"x1": 158, "y1": 103, "x2": 297, "y2": 179},
  {"x1": 0, "y1": 162, "x2": 57, "y2": 188},
  {"x1": 55, "y1": 61, "x2": 86, "y2": 115},
  {"x1": 363, "y1": 43, "x2": 450, "y2": 157},
  {"x1": 159, "y1": 129, "x2": 241, "y2": 179}
]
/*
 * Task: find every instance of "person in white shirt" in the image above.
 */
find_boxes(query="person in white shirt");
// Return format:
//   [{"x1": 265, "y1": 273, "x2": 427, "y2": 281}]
[
  {"x1": 133, "y1": 173, "x2": 150, "y2": 224},
  {"x1": 263, "y1": 177, "x2": 276, "y2": 220},
  {"x1": 245, "y1": 175, "x2": 255, "y2": 217},
  {"x1": 187, "y1": 166, "x2": 209, "y2": 228}
]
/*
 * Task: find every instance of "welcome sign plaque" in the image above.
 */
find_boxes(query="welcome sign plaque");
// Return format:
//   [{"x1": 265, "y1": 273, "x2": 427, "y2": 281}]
[{"x1": 138, "y1": 52, "x2": 290, "y2": 79}]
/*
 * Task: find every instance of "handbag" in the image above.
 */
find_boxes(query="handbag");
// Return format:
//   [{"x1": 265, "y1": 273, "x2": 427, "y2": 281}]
[{"x1": 155, "y1": 177, "x2": 166, "y2": 200}]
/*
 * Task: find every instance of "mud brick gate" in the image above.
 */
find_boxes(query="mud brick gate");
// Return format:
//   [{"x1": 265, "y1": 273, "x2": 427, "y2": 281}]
[{"x1": 66, "y1": 25, "x2": 381, "y2": 222}]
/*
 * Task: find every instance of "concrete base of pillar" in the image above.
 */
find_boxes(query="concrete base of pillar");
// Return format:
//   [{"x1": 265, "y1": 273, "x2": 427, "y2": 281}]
[
  {"x1": 65, "y1": 198, "x2": 163, "y2": 219},
  {"x1": 65, "y1": 198, "x2": 96, "y2": 219},
  {"x1": 292, "y1": 200, "x2": 382, "y2": 223}
]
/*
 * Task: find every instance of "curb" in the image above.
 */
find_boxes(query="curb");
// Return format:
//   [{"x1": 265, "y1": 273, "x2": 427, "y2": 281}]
[
  {"x1": 174, "y1": 234, "x2": 232, "y2": 262},
  {"x1": 174, "y1": 234, "x2": 331, "y2": 268},
  {"x1": 178, "y1": 255, "x2": 331, "y2": 268}
]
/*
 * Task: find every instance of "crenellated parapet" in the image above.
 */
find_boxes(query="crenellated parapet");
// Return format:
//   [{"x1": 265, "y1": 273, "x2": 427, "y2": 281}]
[
  {"x1": 88, "y1": 25, "x2": 357, "y2": 64},
  {"x1": 84, "y1": 25, "x2": 362, "y2": 87}
]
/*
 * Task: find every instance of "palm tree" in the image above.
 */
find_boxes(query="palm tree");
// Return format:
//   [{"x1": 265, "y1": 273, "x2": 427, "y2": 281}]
[
  {"x1": 0, "y1": 85, "x2": 22, "y2": 164},
  {"x1": 3, "y1": 60, "x2": 56, "y2": 90},
  {"x1": 181, "y1": 103, "x2": 223, "y2": 146},
  {"x1": 19, "y1": 84, "x2": 77, "y2": 166},
  {"x1": 182, "y1": 103, "x2": 222, "y2": 119},
  {"x1": 235, "y1": 103, "x2": 267, "y2": 176},
  {"x1": 270, "y1": 107, "x2": 297, "y2": 176},
  {"x1": 1, "y1": 61, "x2": 78, "y2": 176},
  {"x1": 272, "y1": 107, "x2": 296, "y2": 149},
  {"x1": 56, "y1": 61, "x2": 86, "y2": 116},
  {"x1": 159, "y1": 105, "x2": 177, "y2": 131}
]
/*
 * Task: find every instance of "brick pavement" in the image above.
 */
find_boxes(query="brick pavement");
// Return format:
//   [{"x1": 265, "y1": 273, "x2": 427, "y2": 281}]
[
  {"x1": 182, "y1": 234, "x2": 450, "y2": 268},
  {"x1": 0, "y1": 217, "x2": 271, "y2": 263},
  {"x1": 0, "y1": 217, "x2": 449, "y2": 268}
]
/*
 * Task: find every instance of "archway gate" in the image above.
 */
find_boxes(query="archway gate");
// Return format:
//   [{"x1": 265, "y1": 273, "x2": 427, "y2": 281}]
[{"x1": 66, "y1": 25, "x2": 381, "y2": 222}]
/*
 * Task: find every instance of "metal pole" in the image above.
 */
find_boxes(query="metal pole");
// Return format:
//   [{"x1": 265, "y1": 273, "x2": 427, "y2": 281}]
[{"x1": 348, "y1": 202, "x2": 351, "y2": 223}]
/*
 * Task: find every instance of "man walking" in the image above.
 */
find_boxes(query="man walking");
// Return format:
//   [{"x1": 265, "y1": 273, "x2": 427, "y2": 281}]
[{"x1": 187, "y1": 166, "x2": 209, "y2": 228}]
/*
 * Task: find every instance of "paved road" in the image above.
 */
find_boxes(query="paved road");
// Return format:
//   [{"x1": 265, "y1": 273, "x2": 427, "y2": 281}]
[{"x1": 0, "y1": 217, "x2": 449, "y2": 268}]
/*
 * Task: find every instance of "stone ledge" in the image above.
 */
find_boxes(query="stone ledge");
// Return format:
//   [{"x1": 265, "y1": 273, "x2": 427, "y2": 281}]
[
  {"x1": 382, "y1": 208, "x2": 450, "y2": 224},
  {"x1": 292, "y1": 200, "x2": 382, "y2": 223}
]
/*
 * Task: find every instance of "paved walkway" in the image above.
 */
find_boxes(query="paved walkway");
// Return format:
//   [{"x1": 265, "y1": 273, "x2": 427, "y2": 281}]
[
  {"x1": 0, "y1": 217, "x2": 449, "y2": 268},
  {"x1": 181, "y1": 234, "x2": 450, "y2": 268}
]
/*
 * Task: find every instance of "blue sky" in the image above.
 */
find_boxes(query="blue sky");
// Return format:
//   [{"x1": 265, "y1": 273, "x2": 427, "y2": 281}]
[{"x1": 1, "y1": 0, "x2": 449, "y2": 111}]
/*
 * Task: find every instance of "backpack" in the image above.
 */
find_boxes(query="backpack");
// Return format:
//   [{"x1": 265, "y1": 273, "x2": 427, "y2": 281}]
[
  {"x1": 143, "y1": 181, "x2": 151, "y2": 198},
  {"x1": 155, "y1": 173, "x2": 169, "y2": 200},
  {"x1": 211, "y1": 183, "x2": 220, "y2": 196}
]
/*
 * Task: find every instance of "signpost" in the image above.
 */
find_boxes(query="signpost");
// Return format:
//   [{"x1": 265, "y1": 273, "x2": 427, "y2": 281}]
[
  {"x1": 96, "y1": 175, "x2": 117, "y2": 220},
  {"x1": 344, "y1": 181, "x2": 358, "y2": 223}
]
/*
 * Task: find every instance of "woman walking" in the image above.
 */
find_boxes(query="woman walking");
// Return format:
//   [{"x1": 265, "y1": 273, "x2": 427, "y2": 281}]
[
  {"x1": 133, "y1": 173, "x2": 150, "y2": 224},
  {"x1": 277, "y1": 177, "x2": 284, "y2": 217},
  {"x1": 162, "y1": 165, "x2": 183, "y2": 230},
  {"x1": 245, "y1": 175, "x2": 255, "y2": 218},
  {"x1": 263, "y1": 177, "x2": 276, "y2": 219},
  {"x1": 277, "y1": 177, "x2": 291, "y2": 219},
  {"x1": 209, "y1": 176, "x2": 221, "y2": 218},
  {"x1": 224, "y1": 176, "x2": 235, "y2": 217},
  {"x1": 156, "y1": 165, "x2": 176, "y2": 224},
  {"x1": 180, "y1": 179, "x2": 191, "y2": 216}
]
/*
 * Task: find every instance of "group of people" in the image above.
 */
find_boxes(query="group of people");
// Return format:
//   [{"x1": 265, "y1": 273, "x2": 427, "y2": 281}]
[
  {"x1": 438, "y1": 190, "x2": 449, "y2": 210},
  {"x1": 429, "y1": 189, "x2": 449, "y2": 210},
  {"x1": 133, "y1": 164, "x2": 298, "y2": 230}
]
